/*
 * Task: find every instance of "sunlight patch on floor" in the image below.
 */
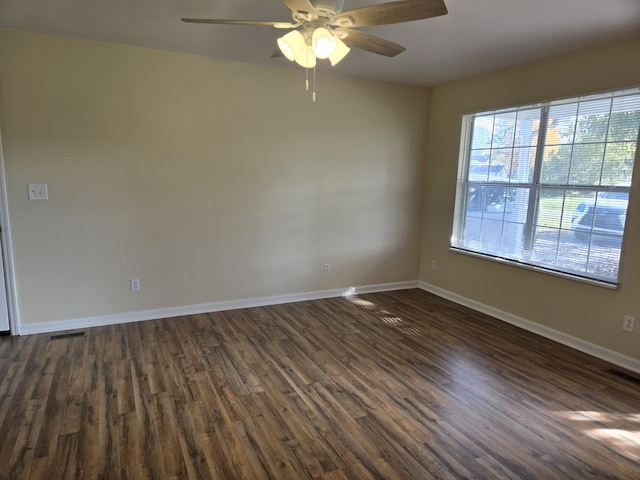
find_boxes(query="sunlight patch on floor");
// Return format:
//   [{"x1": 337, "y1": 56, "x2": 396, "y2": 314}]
[
  {"x1": 587, "y1": 428, "x2": 640, "y2": 461},
  {"x1": 555, "y1": 410, "x2": 640, "y2": 461},
  {"x1": 345, "y1": 293, "x2": 422, "y2": 337},
  {"x1": 381, "y1": 315, "x2": 402, "y2": 326}
]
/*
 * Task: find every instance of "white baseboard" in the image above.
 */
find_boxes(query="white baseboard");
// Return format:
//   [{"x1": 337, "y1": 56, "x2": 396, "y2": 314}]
[
  {"x1": 419, "y1": 281, "x2": 640, "y2": 375},
  {"x1": 17, "y1": 281, "x2": 420, "y2": 336},
  {"x1": 22, "y1": 279, "x2": 638, "y2": 375}
]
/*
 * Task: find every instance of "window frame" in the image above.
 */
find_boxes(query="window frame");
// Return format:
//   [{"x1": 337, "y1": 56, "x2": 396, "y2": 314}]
[{"x1": 450, "y1": 88, "x2": 640, "y2": 288}]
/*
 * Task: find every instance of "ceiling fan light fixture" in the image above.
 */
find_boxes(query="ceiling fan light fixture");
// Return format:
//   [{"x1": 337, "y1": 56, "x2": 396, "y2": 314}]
[
  {"x1": 328, "y1": 37, "x2": 350, "y2": 66},
  {"x1": 312, "y1": 27, "x2": 337, "y2": 59},
  {"x1": 277, "y1": 30, "x2": 305, "y2": 62}
]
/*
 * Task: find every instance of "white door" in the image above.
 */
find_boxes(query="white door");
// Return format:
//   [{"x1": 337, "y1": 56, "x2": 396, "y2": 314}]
[
  {"x1": 0, "y1": 242, "x2": 8, "y2": 332},
  {"x1": 0, "y1": 126, "x2": 11, "y2": 333}
]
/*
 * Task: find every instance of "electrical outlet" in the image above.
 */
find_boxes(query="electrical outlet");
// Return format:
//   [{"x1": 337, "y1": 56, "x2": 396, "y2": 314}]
[
  {"x1": 623, "y1": 315, "x2": 635, "y2": 333},
  {"x1": 432, "y1": 260, "x2": 437, "y2": 271},
  {"x1": 130, "y1": 278, "x2": 140, "y2": 292},
  {"x1": 324, "y1": 263, "x2": 331, "y2": 274},
  {"x1": 28, "y1": 184, "x2": 48, "y2": 200}
]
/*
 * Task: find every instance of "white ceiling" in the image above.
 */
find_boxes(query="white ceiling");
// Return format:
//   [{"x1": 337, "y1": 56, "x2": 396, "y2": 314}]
[{"x1": 1, "y1": 0, "x2": 639, "y2": 86}]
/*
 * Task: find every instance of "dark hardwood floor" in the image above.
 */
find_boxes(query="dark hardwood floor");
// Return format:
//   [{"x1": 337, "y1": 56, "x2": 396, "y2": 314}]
[{"x1": 1, "y1": 289, "x2": 639, "y2": 479}]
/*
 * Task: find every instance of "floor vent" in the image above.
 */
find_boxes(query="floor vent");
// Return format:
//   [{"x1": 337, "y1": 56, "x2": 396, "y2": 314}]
[
  {"x1": 606, "y1": 368, "x2": 640, "y2": 386},
  {"x1": 49, "y1": 331, "x2": 86, "y2": 341}
]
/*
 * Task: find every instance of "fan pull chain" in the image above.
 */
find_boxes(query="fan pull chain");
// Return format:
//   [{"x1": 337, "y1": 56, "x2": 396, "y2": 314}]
[
  {"x1": 305, "y1": 45, "x2": 310, "y2": 92},
  {"x1": 305, "y1": 67, "x2": 309, "y2": 91},
  {"x1": 312, "y1": 65, "x2": 316, "y2": 102}
]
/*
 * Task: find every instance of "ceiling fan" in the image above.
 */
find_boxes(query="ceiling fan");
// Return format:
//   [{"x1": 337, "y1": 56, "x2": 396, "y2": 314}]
[
  {"x1": 182, "y1": 0, "x2": 447, "y2": 99},
  {"x1": 183, "y1": 0, "x2": 447, "y2": 65}
]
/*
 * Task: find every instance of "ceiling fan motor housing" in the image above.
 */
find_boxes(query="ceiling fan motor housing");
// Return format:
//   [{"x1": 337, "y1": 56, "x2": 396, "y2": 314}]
[{"x1": 311, "y1": 0, "x2": 345, "y2": 17}]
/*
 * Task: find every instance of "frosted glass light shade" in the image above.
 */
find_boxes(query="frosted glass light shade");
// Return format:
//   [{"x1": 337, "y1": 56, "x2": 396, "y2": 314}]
[
  {"x1": 294, "y1": 45, "x2": 316, "y2": 68},
  {"x1": 329, "y1": 37, "x2": 350, "y2": 66},
  {"x1": 277, "y1": 30, "x2": 305, "y2": 62},
  {"x1": 312, "y1": 27, "x2": 337, "y2": 59}
]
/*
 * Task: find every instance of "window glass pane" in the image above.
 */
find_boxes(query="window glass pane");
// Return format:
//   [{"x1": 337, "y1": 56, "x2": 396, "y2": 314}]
[
  {"x1": 541, "y1": 145, "x2": 570, "y2": 184},
  {"x1": 593, "y1": 191, "x2": 629, "y2": 231},
  {"x1": 608, "y1": 96, "x2": 640, "y2": 141},
  {"x1": 602, "y1": 142, "x2": 635, "y2": 186},
  {"x1": 568, "y1": 143, "x2": 606, "y2": 185},
  {"x1": 515, "y1": 108, "x2": 542, "y2": 147},
  {"x1": 579, "y1": 98, "x2": 612, "y2": 116},
  {"x1": 468, "y1": 150, "x2": 491, "y2": 181},
  {"x1": 575, "y1": 99, "x2": 610, "y2": 143},
  {"x1": 471, "y1": 116, "x2": 494, "y2": 149},
  {"x1": 489, "y1": 149, "x2": 511, "y2": 180},
  {"x1": 507, "y1": 146, "x2": 536, "y2": 184},
  {"x1": 492, "y1": 112, "x2": 517, "y2": 148},
  {"x1": 548, "y1": 103, "x2": 578, "y2": 145},
  {"x1": 479, "y1": 219, "x2": 504, "y2": 255},
  {"x1": 586, "y1": 241, "x2": 623, "y2": 281},
  {"x1": 532, "y1": 226, "x2": 561, "y2": 267},
  {"x1": 537, "y1": 189, "x2": 573, "y2": 230}
]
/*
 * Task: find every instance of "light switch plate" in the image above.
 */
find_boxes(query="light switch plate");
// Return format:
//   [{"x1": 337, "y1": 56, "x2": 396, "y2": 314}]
[{"x1": 28, "y1": 184, "x2": 48, "y2": 200}]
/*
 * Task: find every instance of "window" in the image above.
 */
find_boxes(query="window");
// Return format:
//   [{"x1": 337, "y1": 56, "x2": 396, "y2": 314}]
[{"x1": 451, "y1": 88, "x2": 640, "y2": 286}]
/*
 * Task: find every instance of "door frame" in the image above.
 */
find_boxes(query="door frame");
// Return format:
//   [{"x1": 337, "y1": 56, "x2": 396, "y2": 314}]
[{"x1": 0, "y1": 124, "x2": 19, "y2": 335}]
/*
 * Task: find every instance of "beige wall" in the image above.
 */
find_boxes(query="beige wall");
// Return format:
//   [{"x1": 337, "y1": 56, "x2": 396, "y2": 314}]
[
  {"x1": 0, "y1": 29, "x2": 430, "y2": 328},
  {"x1": 420, "y1": 34, "x2": 640, "y2": 361}
]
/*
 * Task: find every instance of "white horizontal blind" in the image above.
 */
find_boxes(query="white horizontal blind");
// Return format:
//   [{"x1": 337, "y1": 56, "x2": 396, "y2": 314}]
[{"x1": 451, "y1": 88, "x2": 640, "y2": 286}]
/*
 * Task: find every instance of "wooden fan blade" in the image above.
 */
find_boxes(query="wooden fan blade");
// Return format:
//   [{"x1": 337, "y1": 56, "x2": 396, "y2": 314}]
[
  {"x1": 337, "y1": 28, "x2": 406, "y2": 57},
  {"x1": 332, "y1": 0, "x2": 447, "y2": 27},
  {"x1": 271, "y1": 49, "x2": 285, "y2": 58},
  {"x1": 282, "y1": 0, "x2": 318, "y2": 20},
  {"x1": 181, "y1": 18, "x2": 296, "y2": 29}
]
